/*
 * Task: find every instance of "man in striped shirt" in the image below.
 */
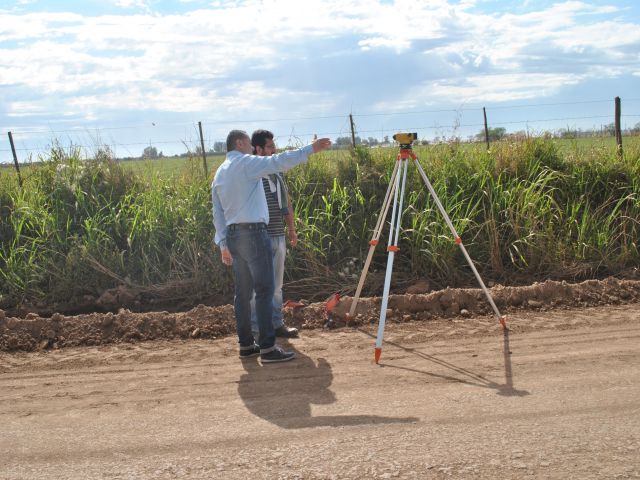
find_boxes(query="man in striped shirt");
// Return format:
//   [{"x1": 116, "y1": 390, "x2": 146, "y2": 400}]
[{"x1": 249, "y1": 129, "x2": 299, "y2": 339}]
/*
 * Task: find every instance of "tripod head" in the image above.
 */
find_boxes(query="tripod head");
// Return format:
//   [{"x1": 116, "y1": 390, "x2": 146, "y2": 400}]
[{"x1": 393, "y1": 132, "x2": 417, "y2": 149}]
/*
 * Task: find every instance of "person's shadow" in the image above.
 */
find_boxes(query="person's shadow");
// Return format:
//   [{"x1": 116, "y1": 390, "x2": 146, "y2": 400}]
[{"x1": 238, "y1": 343, "x2": 418, "y2": 429}]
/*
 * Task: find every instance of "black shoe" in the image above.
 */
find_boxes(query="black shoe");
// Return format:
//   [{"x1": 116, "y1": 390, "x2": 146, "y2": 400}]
[
  {"x1": 261, "y1": 346, "x2": 296, "y2": 363},
  {"x1": 239, "y1": 344, "x2": 260, "y2": 359},
  {"x1": 274, "y1": 325, "x2": 299, "y2": 338}
]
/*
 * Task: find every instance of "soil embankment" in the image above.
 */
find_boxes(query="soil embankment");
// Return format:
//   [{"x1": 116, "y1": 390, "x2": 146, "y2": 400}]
[{"x1": 1, "y1": 277, "x2": 639, "y2": 351}]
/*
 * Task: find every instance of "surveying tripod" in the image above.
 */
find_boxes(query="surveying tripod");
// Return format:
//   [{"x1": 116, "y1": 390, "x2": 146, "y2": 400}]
[{"x1": 345, "y1": 133, "x2": 507, "y2": 364}]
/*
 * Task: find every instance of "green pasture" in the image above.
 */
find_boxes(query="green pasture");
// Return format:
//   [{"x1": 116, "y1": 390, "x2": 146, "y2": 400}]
[{"x1": 0, "y1": 135, "x2": 639, "y2": 311}]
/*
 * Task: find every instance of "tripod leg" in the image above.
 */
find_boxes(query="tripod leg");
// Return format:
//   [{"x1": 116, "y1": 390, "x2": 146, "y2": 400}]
[
  {"x1": 413, "y1": 158, "x2": 507, "y2": 329},
  {"x1": 347, "y1": 160, "x2": 401, "y2": 321},
  {"x1": 375, "y1": 158, "x2": 409, "y2": 363}
]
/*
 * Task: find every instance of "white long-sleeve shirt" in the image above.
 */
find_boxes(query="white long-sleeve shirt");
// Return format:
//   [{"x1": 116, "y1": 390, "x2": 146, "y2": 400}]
[{"x1": 211, "y1": 145, "x2": 313, "y2": 247}]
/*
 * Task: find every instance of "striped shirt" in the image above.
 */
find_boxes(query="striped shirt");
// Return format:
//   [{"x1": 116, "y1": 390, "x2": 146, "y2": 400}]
[{"x1": 262, "y1": 177, "x2": 285, "y2": 236}]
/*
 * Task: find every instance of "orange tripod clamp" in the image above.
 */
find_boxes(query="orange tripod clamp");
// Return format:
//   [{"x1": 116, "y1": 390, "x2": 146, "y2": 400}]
[{"x1": 397, "y1": 148, "x2": 417, "y2": 161}]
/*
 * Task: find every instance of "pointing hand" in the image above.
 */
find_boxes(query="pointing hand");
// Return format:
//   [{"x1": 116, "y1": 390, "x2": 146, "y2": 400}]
[{"x1": 312, "y1": 138, "x2": 332, "y2": 153}]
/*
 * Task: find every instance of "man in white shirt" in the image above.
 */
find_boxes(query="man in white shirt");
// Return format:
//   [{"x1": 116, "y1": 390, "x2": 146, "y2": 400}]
[{"x1": 212, "y1": 130, "x2": 330, "y2": 363}]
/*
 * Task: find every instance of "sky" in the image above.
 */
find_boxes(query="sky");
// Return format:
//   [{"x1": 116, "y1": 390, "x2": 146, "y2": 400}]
[{"x1": 1, "y1": 0, "x2": 639, "y2": 161}]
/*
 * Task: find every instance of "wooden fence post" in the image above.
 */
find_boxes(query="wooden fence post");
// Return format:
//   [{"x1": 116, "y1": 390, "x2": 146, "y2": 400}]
[
  {"x1": 7, "y1": 131, "x2": 23, "y2": 188},
  {"x1": 349, "y1": 113, "x2": 356, "y2": 148},
  {"x1": 483, "y1": 107, "x2": 490, "y2": 151},
  {"x1": 614, "y1": 97, "x2": 623, "y2": 158},
  {"x1": 198, "y1": 121, "x2": 208, "y2": 175}
]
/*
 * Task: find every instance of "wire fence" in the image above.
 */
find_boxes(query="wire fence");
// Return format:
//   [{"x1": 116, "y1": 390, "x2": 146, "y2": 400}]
[{"x1": 2, "y1": 97, "x2": 640, "y2": 165}]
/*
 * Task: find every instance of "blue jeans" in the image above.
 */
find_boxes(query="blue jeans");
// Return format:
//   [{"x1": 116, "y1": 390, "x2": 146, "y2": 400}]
[
  {"x1": 250, "y1": 234, "x2": 286, "y2": 334},
  {"x1": 226, "y1": 226, "x2": 275, "y2": 351}
]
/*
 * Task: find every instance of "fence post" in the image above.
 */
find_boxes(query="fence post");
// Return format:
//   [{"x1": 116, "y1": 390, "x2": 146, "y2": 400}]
[
  {"x1": 7, "y1": 131, "x2": 23, "y2": 188},
  {"x1": 614, "y1": 96, "x2": 623, "y2": 158},
  {"x1": 349, "y1": 113, "x2": 356, "y2": 148},
  {"x1": 198, "y1": 121, "x2": 208, "y2": 175},
  {"x1": 483, "y1": 107, "x2": 490, "y2": 151}
]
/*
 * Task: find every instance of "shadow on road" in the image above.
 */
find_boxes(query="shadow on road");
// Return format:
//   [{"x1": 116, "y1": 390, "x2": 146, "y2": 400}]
[
  {"x1": 498, "y1": 328, "x2": 529, "y2": 396},
  {"x1": 238, "y1": 343, "x2": 419, "y2": 429},
  {"x1": 361, "y1": 327, "x2": 530, "y2": 397}
]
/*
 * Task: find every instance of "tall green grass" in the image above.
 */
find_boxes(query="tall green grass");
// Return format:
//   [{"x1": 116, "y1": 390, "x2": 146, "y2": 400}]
[
  {"x1": 0, "y1": 147, "x2": 229, "y2": 309},
  {"x1": 0, "y1": 136, "x2": 638, "y2": 310}
]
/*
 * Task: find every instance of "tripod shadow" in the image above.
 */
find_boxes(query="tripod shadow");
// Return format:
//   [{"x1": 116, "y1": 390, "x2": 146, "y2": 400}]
[
  {"x1": 361, "y1": 328, "x2": 530, "y2": 397},
  {"x1": 237, "y1": 343, "x2": 418, "y2": 429},
  {"x1": 499, "y1": 328, "x2": 529, "y2": 396}
]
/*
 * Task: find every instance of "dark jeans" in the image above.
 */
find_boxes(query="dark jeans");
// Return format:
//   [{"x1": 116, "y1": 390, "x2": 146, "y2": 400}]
[{"x1": 226, "y1": 226, "x2": 276, "y2": 351}]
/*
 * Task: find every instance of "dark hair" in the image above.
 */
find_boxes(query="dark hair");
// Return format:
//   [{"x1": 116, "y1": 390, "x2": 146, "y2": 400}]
[
  {"x1": 251, "y1": 129, "x2": 274, "y2": 153},
  {"x1": 226, "y1": 130, "x2": 249, "y2": 152}
]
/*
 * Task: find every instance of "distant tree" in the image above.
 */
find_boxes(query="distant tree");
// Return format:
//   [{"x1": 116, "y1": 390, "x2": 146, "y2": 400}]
[
  {"x1": 213, "y1": 141, "x2": 226, "y2": 153},
  {"x1": 510, "y1": 130, "x2": 528, "y2": 139},
  {"x1": 558, "y1": 128, "x2": 578, "y2": 139},
  {"x1": 383, "y1": 135, "x2": 389, "y2": 144},
  {"x1": 476, "y1": 127, "x2": 506, "y2": 142},
  {"x1": 367, "y1": 137, "x2": 379, "y2": 146},
  {"x1": 142, "y1": 146, "x2": 158, "y2": 159},
  {"x1": 506, "y1": 130, "x2": 530, "y2": 141},
  {"x1": 193, "y1": 145, "x2": 215, "y2": 156},
  {"x1": 334, "y1": 136, "x2": 363, "y2": 146},
  {"x1": 602, "y1": 123, "x2": 616, "y2": 136}
]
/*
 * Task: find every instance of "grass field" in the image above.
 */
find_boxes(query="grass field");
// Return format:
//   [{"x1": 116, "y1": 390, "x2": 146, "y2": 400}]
[{"x1": 1, "y1": 135, "x2": 639, "y2": 311}]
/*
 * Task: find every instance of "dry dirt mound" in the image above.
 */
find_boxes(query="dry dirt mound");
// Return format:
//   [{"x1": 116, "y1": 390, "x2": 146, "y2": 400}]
[{"x1": 1, "y1": 277, "x2": 639, "y2": 352}]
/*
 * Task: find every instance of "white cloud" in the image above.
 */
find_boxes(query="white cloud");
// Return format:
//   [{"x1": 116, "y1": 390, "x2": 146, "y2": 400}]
[
  {"x1": 358, "y1": 37, "x2": 411, "y2": 51},
  {"x1": 6, "y1": 101, "x2": 52, "y2": 116},
  {"x1": 430, "y1": 73, "x2": 586, "y2": 103},
  {"x1": 0, "y1": 1, "x2": 638, "y2": 126},
  {"x1": 114, "y1": 0, "x2": 151, "y2": 11}
]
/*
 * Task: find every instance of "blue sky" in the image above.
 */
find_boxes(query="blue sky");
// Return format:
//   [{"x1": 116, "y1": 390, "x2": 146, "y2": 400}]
[{"x1": 1, "y1": 0, "x2": 639, "y2": 161}]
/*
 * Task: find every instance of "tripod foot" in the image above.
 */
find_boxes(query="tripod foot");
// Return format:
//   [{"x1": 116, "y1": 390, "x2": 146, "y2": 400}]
[{"x1": 374, "y1": 347, "x2": 382, "y2": 364}]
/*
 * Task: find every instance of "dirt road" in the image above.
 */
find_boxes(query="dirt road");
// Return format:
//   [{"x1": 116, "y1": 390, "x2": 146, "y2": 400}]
[{"x1": 1, "y1": 304, "x2": 639, "y2": 479}]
